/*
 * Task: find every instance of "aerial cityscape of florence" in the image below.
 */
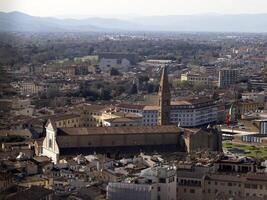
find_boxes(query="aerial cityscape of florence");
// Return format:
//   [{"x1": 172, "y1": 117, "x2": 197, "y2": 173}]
[{"x1": 0, "y1": 0, "x2": 267, "y2": 199}]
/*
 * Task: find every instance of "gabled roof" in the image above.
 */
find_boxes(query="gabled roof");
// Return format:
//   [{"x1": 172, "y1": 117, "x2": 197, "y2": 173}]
[
  {"x1": 0, "y1": 129, "x2": 32, "y2": 138},
  {"x1": 6, "y1": 186, "x2": 53, "y2": 200},
  {"x1": 112, "y1": 112, "x2": 142, "y2": 119},
  {"x1": 74, "y1": 104, "x2": 111, "y2": 112},
  {"x1": 104, "y1": 117, "x2": 135, "y2": 123},
  {"x1": 117, "y1": 103, "x2": 146, "y2": 110},
  {"x1": 45, "y1": 119, "x2": 57, "y2": 131},
  {"x1": 143, "y1": 106, "x2": 160, "y2": 111},
  {"x1": 171, "y1": 97, "x2": 214, "y2": 106},
  {"x1": 49, "y1": 113, "x2": 80, "y2": 121},
  {"x1": 57, "y1": 125, "x2": 182, "y2": 136}
]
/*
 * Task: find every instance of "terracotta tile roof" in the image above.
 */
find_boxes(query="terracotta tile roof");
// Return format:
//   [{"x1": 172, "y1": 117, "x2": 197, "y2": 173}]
[
  {"x1": 57, "y1": 125, "x2": 182, "y2": 136},
  {"x1": 6, "y1": 186, "x2": 53, "y2": 200},
  {"x1": 143, "y1": 106, "x2": 160, "y2": 111},
  {"x1": 49, "y1": 113, "x2": 80, "y2": 121},
  {"x1": 117, "y1": 103, "x2": 146, "y2": 110},
  {"x1": 112, "y1": 112, "x2": 142, "y2": 118},
  {"x1": 104, "y1": 117, "x2": 136, "y2": 123},
  {"x1": 0, "y1": 129, "x2": 32, "y2": 138},
  {"x1": 171, "y1": 97, "x2": 214, "y2": 106}
]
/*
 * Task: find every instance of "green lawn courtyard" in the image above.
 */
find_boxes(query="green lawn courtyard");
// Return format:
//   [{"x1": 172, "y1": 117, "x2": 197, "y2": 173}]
[{"x1": 223, "y1": 142, "x2": 267, "y2": 159}]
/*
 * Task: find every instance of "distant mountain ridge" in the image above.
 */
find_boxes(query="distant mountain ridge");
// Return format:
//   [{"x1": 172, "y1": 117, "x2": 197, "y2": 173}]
[
  {"x1": 0, "y1": 11, "x2": 267, "y2": 32},
  {"x1": 132, "y1": 14, "x2": 267, "y2": 32},
  {"x1": 0, "y1": 11, "x2": 139, "y2": 32}
]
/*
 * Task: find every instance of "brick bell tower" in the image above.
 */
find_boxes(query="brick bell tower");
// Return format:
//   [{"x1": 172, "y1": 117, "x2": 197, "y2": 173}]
[{"x1": 158, "y1": 65, "x2": 171, "y2": 125}]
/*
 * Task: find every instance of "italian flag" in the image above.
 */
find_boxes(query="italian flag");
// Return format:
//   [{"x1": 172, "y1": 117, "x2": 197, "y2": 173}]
[{"x1": 226, "y1": 104, "x2": 235, "y2": 127}]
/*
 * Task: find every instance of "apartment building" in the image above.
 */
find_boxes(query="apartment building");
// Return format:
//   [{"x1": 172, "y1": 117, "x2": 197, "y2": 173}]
[
  {"x1": 181, "y1": 72, "x2": 212, "y2": 86},
  {"x1": 99, "y1": 53, "x2": 138, "y2": 72},
  {"x1": 107, "y1": 166, "x2": 176, "y2": 200},
  {"x1": 116, "y1": 104, "x2": 159, "y2": 126},
  {"x1": 203, "y1": 174, "x2": 267, "y2": 199},
  {"x1": 218, "y1": 68, "x2": 239, "y2": 88},
  {"x1": 116, "y1": 98, "x2": 219, "y2": 128},
  {"x1": 72, "y1": 104, "x2": 108, "y2": 127},
  {"x1": 18, "y1": 81, "x2": 43, "y2": 96},
  {"x1": 170, "y1": 98, "x2": 218, "y2": 127},
  {"x1": 176, "y1": 162, "x2": 267, "y2": 200},
  {"x1": 50, "y1": 114, "x2": 80, "y2": 128}
]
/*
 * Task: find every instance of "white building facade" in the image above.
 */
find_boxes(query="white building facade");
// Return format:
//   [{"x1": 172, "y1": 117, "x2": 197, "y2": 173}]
[
  {"x1": 117, "y1": 98, "x2": 218, "y2": 128},
  {"x1": 107, "y1": 182, "x2": 157, "y2": 200},
  {"x1": 142, "y1": 106, "x2": 159, "y2": 126},
  {"x1": 181, "y1": 72, "x2": 212, "y2": 86},
  {"x1": 116, "y1": 104, "x2": 159, "y2": 126},
  {"x1": 42, "y1": 120, "x2": 60, "y2": 164},
  {"x1": 107, "y1": 166, "x2": 176, "y2": 200},
  {"x1": 99, "y1": 58, "x2": 131, "y2": 70},
  {"x1": 170, "y1": 98, "x2": 218, "y2": 127}
]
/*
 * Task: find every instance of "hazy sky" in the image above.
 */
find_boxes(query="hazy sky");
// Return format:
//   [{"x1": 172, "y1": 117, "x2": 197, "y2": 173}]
[{"x1": 1, "y1": 0, "x2": 267, "y2": 18}]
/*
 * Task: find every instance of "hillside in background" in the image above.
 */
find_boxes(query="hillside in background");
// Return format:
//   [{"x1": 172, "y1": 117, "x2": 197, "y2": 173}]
[{"x1": 0, "y1": 11, "x2": 267, "y2": 32}]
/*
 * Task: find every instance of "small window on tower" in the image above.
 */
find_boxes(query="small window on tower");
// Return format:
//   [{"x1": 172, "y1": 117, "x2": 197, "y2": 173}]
[{"x1": 49, "y1": 139, "x2": 52, "y2": 148}]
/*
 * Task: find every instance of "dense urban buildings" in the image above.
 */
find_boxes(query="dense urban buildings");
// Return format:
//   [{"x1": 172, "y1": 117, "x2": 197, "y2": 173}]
[{"x1": 0, "y1": 13, "x2": 267, "y2": 200}]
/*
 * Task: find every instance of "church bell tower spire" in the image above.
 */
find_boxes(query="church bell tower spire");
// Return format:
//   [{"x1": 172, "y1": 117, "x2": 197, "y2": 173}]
[{"x1": 158, "y1": 65, "x2": 171, "y2": 125}]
